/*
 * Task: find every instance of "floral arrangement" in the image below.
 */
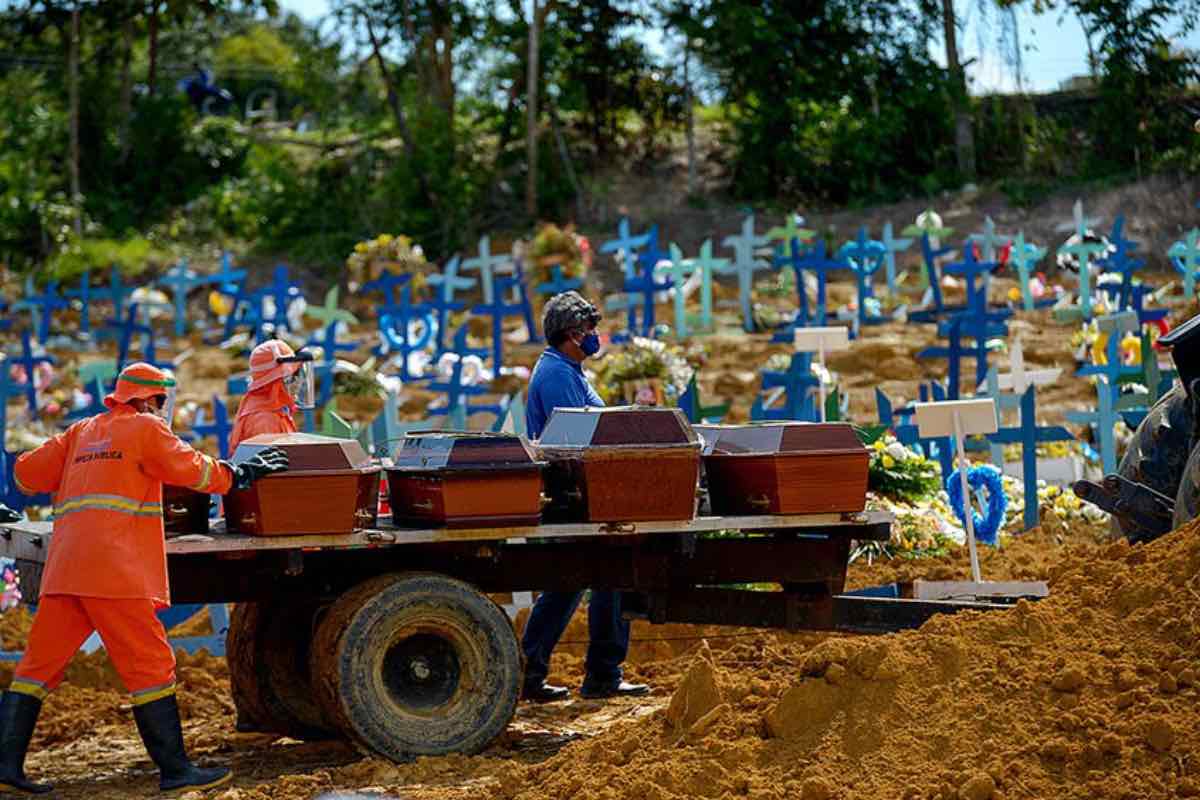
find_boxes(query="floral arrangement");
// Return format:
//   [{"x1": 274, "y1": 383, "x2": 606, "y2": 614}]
[
  {"x1": 1001, "y1": 476, "x2": 1108, "y2": 532},
  {"x1": 867, "y1": 435, "x2": 942, "y2": 504},
  {"x1": 345, "y1": 234, "x2": 431, "y2": 290},
  {"x1": 528, "y1": 224, "x2": 588, "y2": 288},
  {"x1": 1, "y1": 565, "x2": 20, "y2": 611},
  {"x1": 590, "y1": 337, "x2": 693, "y2": 406},
  {"x1": 855, "y1": 494, "x2": 958, "y2": 563}
]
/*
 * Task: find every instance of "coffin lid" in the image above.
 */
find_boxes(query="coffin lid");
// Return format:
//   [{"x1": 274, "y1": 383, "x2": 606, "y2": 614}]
[
  {"x1": 232, "y1": 432, "x2": 379, "y2": 475},
  {"x1": 538, "y1": 406, "x2": 700, "y2": 449},
  {"x1": 388, "y1": 431, "x2": 543, "y2": 473},
  {"x1": 694, "y1": 422, "x2": 866, "y2": 457}
]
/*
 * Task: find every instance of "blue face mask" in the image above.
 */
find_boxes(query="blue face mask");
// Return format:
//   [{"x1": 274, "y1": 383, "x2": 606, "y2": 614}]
[{"x1": 580, "y1": 332, "x2": 601, "y2": 357}]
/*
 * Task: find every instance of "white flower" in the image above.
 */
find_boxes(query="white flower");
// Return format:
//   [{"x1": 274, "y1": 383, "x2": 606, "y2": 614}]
[{"x1": 885, "y1": 442, "x2": 909, "y2": 462}]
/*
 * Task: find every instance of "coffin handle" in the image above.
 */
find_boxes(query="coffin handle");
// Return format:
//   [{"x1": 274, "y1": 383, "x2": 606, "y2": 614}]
[
  {"x1": 411, "y1": 500, "x2": 435, "y2": 512},
  {"x1": 240, "y1": 513, "x2": 258, "y2": 529},
  {"x1": 539, "y1": 493, "x2": 553, "y2": 509},
  {"x1": 564, "y1": 489, "x2": 583, "y2": 503},
  {"x1": 746, "y1": 495, "x2": 772, "y2": 510},
  {"x1": 166, "y1": 504, "x2": 190, "y2": 518}
]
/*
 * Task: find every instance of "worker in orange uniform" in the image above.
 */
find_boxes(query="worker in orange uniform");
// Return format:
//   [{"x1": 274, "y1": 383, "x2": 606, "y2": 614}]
[
  {"x1": 0, "y1": 362, "x2": 288, "y2": 795},
  {"x1": 230, "y1": 339, "x2": 314, "y2": 449}
]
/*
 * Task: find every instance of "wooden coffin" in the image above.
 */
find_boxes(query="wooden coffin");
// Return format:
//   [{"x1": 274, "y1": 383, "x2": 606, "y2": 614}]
[
  {"x1": 386, "y1": 432, "x2": 545, "y2": 528},
  {"x1": 695, "y1": 422, "x2": 868, "y2": 516},
  {"x1": 537, "y1": 406, "x2": 701, "y2": 523},
  {"x1": 224, "y1": 433, "x2": 382, "y2": 536},
  {"x1": 162, "y1": 485, "x2": 210, "y2": 534}
]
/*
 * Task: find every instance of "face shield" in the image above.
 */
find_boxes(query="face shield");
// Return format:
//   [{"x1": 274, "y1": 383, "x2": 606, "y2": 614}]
[
  {"x1": 152, "y1": 385, "x2": 178, "y2": 430},
  {"x1": 279, "y1": 350, "x2": 316, "y2": 409}
]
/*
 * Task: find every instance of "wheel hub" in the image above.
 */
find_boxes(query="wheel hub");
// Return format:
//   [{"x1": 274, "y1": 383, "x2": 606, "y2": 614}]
[{"x1": 382, "y1": 633, "x2": 462, "y2": 711}]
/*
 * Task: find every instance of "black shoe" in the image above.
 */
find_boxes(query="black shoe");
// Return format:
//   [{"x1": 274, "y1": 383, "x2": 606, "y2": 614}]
[
  {"x1": 132, "y1": 694, "x2": 233, "y2": 793},
  {"x1": 0, "y1": 691, "x2": 53, "y2": 794},
  {"x1": 521, "y1": 682, "x2": 571, "y2": 702},
  {"x1": 579, "y1": 680, "x2": 651, "y2": 700}
]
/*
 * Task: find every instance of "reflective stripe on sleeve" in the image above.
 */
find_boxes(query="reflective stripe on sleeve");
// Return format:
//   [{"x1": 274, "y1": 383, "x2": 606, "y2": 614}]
[
  {"x1": 131, "y1": 681, "x2": 177, "y2": 706},
  {"x1": 190, "y1": 457, "x2": 214, "y2": 492}
]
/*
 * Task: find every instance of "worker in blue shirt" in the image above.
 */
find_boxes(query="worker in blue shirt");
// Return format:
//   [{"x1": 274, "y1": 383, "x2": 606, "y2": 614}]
[{"x1": 521, "y1": 292, "x2": 650, "y2": 702}]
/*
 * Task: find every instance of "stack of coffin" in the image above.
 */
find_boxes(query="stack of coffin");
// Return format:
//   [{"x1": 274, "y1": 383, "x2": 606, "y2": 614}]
[
  {"x1": 386, "y1": 432, "x2": 545, "y2": 528},
  {"x1": 537, "y1": 406, "x2": 702, "y2": 523},
  {"x1": 695, "y1": 422, "x2": 869, "y2": 515},
  {"x1": 225, "y1": 433, "x2": 382, "y2": 536}
]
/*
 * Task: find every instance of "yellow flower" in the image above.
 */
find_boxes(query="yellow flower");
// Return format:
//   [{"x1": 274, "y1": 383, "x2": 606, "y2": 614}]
[
  {"x1": 881, "y1": 454, "x2": 895, "y2": 469},
  {"x1": 377, "y1": 233, "x2": 394, "y2": 246},
  {"x1": 873, "y1": 440, "x2": 886, "y2": 452},
  {"x1": 354, "y1": 242, "x2": 369, "y2": 254}
]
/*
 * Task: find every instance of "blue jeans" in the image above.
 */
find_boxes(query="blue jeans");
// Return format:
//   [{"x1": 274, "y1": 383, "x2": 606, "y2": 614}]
[{"x1": 520, "y1": 590, "x2": 630, "y2": 689}]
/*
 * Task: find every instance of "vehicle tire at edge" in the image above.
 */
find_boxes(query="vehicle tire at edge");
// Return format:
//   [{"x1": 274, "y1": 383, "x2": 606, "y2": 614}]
[{"x1": 309, "y1": 572, "x2": 522, "y2": 761}]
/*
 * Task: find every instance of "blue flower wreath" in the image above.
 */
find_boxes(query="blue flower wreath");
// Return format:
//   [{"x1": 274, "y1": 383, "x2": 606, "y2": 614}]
[{"x1": 946, "y1": 465, "x2": 1007, "y2": 546}]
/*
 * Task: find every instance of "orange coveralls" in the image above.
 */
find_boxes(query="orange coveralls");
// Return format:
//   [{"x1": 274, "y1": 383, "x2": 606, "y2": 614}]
[
  {"x1": 10, "y1": 405, "x2": 232, "y2": 705},
  {"x1": 229, "y1": 381, "x2": 297, "y2": 450}
]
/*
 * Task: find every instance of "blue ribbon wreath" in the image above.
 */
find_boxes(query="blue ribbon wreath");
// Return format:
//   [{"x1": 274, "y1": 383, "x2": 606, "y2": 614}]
[{"x1": 946, "y1": 465, "x2": 1007, "y2": 546}]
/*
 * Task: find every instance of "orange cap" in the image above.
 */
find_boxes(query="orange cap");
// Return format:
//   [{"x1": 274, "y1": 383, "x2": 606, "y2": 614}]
[
  {"x1": 104, "y1": 362, "x2": 176, "y2": 409},
  {"x1": 248, "y1": 339, "x2": 301, "y2": 392}
]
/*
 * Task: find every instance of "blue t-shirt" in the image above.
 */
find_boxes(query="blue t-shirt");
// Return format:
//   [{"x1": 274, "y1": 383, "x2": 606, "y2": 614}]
[{"x1": 526, "y1": 347, "x2": 605, "y2": 439}]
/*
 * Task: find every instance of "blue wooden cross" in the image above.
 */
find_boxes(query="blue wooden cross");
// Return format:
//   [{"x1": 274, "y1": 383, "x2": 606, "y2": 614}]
[
  {"x1": 1125, "y1": 284, "x2": 1169, "y2": 328},
  {"x1": 471, "y1": 275, "x2": 532, "y2": 371},
  {"x1": 218, "y1": 278, "x2": 263, "y2": 340},
  {"x1": 507, "y1": 258, "x2": 541, "y2": 344},
  {"x1": 13, "y1": 277, "x2": 67, "y2": 344},
  {"x1": 967, "y1": 216, "x2": 1012, "y2": 302},
  {"x1": 987, "y1": 387, "x2": 1075, "y2": 530},
  {"x1": 1009, "y1": 232, "x2": 1046, "y2": 312},
  {"x1": 1056, "y1": 199, "x2": 1106, "y2": 319},
  {"x1": 190, "y1": 395, "x2": 234, "y2": 460},
  {"x1": 666, "y1": 244, "x2": 697, "y2": 338},
  {"x1": 768, "y1": 238, "x2": 811, "y2": 342},
  {"x1": 623, "y1": 239, "x2": 673, "y2": 337},
  {"x1": 880, "y1": 222, "x2": 912, "y2": 297},
  {"x1": 689, "y1": 240, "x2": 727, "y2": 333},
  {"x1": 916, "y1": 312, "x2": 1008, "y2": 400},
  {"x1": 599, "y1": 217, "x2": 651, "y2": 282},
  {"x1": 1098, "y1": 215, "x2": 1144, "y2": 311},
  {"x1": 263, "y1": 264, "x2": 304, "y2": 332},
  {"x1": 976, "y1": 365, "x2": 1024, "y2": 468},
  {"x1": 64, "y1": 270, "x2": 96, "y2": 337},
  {"x1": 97, "y1": 268, "x2": 135, "y2": 341},
  {"x1": 942, "y1": 244, "x2": 998, "y2": 315},
  {"x1": 1066, "y1": 326, "x2": 1141, "y2": 474},
  {"x1": 838, "y1": 227, "x2": 888, "y2": 330},
  {"x1": 785, "y1": 238, "x2": 844, "y2": 332},
  {"x1": 907, "y1": 233, "x2": 959, "y2": 322},
  {"x1": 0, "y1": 355, "x2": 27, "y2": 441},
  {"x1": 378, "y1": 284, "x2": 436, "y2": 381},
  {"x1": 111, "y1": 304, "x2": 173, "y2": 372},
  {"x1": 1169, "y1": 229, "x2": 1200, "y2": 300},
  {"x1": 721, "y1": 214, "x2": 771, "y2": 333},
  {"x1": 461, "y1": 236, "x2": 509, "y2": 305},
  {"x1": 158, "y1": 259, "x2": 209, "y2": 338},
  {"x1": 534, "y1": 262, "x2": 583, "y2": 297},
  {"x1": 11, "y1": 331, "x2": 55, "y2": 417},
  {"x1": 363, "y1": 270, "x2": 413, "y2": 311},
  {"x1": 750, "y1": 353, "x2": 818, "y2": 422},
  {"x1": 427, "y1": 337, "x2": 493, "y2": 424},
  {"x1": 213, "y1": 251, "x2": 248, "y2": 293},
  {"x1": 307, "y1": 322, "x2": 359, "y2": 408}
]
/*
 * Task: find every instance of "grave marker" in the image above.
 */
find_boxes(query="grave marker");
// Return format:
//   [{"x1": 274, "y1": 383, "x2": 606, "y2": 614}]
[
  {"x1": 190, "y1": 396, "x2": 234, "y2": 460},
  {"x1": 64, "y1": 271, "x2": 96, "y2": 337},
  {"x1": 1169, "y1": 229, "x2": 1200, "y2": 300},
  {"x1": 1056, "y1": 199, "x2": 1106, "y2": 319},
  {"x1": 159, "y1": 259, "x2": 208, "y2": 338},
  {"x1": 721, "y1": 214, "x2": 771, "y2": 333},
  {"x1": 794, "y1": 326, "x2": 849, "y2": 422},
  {"x1": 598, "y1": 217, "x2": 651, "y2": 281},
  {"x1": 462, "y1": 236, "x2": 509, "y2": 305},
  {"x1": 1008, "y1": 232, "x2": 1046, "y2": 312},
  {"x1": 880, "y1": 222, "x2": 913, "y2": 297}
]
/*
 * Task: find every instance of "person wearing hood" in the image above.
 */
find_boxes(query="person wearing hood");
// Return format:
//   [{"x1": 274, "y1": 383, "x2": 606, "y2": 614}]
[
  {"x1": 0, "y1": 362, "x2": 287, "y2": 795},
  {"x1": 229, "y1": 340, "x2": 314, "y2": 449}
]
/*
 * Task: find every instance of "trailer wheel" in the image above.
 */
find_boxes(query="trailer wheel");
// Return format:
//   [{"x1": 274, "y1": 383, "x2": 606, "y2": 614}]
[
  {"x1": 1114, "y1": 383, "x2": 1195, "y2": 542},
  {"x1": 310, "y1": 573, "x2": 521, "y2": 761},
  {"x1": 227, "y1": 598, "x2": 336, "y2": 740},
  {"x1": 1174, "y1": 441, "x2": 1200, "y2": 529}
]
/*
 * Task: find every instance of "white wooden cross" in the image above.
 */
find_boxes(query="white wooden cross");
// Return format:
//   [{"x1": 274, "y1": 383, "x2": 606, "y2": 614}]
[
  {"x1": 794, "y1": 326, "x2": 849, "y2": 422},
  {"x1": 462, "y1": 236, "x2": 509, "y2": 305},
  {"x1": 721, "y1": 214, "x2": 771, "y2": 332}
]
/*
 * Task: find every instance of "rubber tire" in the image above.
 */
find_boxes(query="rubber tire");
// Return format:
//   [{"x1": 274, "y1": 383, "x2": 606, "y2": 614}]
[
  {"x1": 1174, "y1": 442, "x2": 1200, "y2": 529},
  {"x1": 310, "y1": 573, "x2": 521, "y2": 761},
  {"x1": 226, "y1": 599, "x2": 337, "y2": 740},
  {"x1": 1114, "y1": 382, "x2": 1195, "y2": 543}
]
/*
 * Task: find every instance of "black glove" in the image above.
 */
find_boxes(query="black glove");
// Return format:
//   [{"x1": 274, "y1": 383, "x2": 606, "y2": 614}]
[
  {"x1": 223, "y1": 447, "x2": 289, "y2": 491},
  {"x1": 0, "y1": 504, "x2": 20, "y2": 524}
]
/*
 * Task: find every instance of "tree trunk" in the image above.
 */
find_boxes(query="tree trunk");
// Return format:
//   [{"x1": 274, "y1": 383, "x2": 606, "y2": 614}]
[
  {"x1": 941, "y1": 0, "x2": 976, "y2": 180},
  {"x1": 526, "y1": 0, "x2": 541, "y2": 220},
  {"x1": 363, "y1": 17, "x2": 440, "y2": 221},
  {"x1": 684, "y1": 35, "x2": 696, "y2": 197},
  {"x1": 117, "y1": 7, "x2": 135, "y2": 163},
  {"x1": 68, "y1": 1, "x2": 82, "y2": 236},
  {"x1": 146, "y1": 1, "x2": 160, "y2": 96}
]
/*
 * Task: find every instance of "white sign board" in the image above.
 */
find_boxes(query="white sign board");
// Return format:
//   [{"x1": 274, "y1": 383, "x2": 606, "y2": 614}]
[
  {"x1": 794, "y1": 326, "x2": 850, "y2": 353},
  {"x1": 912, "y1": 399, "x2": 998, "y2": 438}
]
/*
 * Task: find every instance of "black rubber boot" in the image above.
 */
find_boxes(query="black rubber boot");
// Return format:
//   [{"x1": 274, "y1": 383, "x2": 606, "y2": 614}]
[
  {"x1": 0, "y1": 690, "x2": 53, "y2": 794},
  {"x1": 132, "y1": 694, "x2": 232, "y2": 793}
]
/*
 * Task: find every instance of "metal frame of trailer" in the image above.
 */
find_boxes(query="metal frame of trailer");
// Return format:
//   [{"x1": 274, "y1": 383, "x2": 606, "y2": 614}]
[{"x1": 0, "y1": 511, "x2": 1008, "y2": 761}]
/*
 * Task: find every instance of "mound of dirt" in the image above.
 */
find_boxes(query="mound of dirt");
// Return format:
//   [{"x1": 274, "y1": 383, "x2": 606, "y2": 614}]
[{"x1": 466, "y1": 519, "x2": 1200, "y2": 800}]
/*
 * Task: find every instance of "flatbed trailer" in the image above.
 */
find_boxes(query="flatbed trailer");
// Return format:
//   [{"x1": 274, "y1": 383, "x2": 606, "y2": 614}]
[{"x1": 0, "y1": 511, "x2": 1001, "y2": 761}]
